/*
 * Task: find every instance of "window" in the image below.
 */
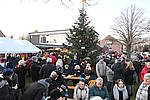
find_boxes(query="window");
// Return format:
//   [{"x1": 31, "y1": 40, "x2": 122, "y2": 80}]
[{"x1": 106, "y1": 39, "x2": 113, "y2": 45}]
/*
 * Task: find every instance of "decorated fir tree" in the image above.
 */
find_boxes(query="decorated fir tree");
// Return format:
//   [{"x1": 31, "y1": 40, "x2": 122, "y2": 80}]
[{"x1": 64, "y1": 8, "x2": 101, "y2": 67}]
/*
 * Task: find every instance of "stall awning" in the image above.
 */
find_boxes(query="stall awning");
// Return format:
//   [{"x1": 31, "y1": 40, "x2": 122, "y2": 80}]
[{"x1": 0, "y1": 37, "x2": 41, "y2": 53}]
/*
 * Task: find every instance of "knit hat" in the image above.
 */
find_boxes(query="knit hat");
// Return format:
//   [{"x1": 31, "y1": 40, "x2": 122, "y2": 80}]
[
  {"x1": 3, "y1": 68, "x2": 14, "y2": 76},
  {"x1": 50, "y1": 89, "x2": 62, "y2": 99}
]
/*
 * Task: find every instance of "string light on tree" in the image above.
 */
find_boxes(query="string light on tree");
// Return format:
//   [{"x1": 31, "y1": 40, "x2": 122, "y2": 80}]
[{"x1": 73, "y1": 32, "x2": 76, "y2": 35}]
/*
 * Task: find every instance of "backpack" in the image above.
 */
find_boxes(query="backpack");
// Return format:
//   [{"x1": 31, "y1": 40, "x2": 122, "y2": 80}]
[{"x1": 88, "y1": 80, "x2": 96, "y2": 88}]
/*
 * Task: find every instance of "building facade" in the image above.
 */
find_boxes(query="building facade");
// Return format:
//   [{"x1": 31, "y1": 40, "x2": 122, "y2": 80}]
[
  {"x1": 28, "y1": 29, "x2": 70, "y2": 48},
  {"x1": 100, "y1": 35, "x2": 123, "y2": 53}
]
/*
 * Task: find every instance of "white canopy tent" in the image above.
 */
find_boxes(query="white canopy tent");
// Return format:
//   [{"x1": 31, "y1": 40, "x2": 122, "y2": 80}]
[{"x1": 0, "y1": 37, "x2": 41, "y2": 53}]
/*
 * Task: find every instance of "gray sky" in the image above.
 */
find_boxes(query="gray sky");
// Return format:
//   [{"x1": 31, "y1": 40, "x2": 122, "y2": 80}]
[{"x1": 0, "y1": 0, "x2": 150, "y2": 39}]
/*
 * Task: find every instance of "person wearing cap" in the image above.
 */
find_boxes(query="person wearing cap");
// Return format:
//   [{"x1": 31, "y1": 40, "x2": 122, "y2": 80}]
[
  {"x1": 89, "y1": 77, "x2": 109, "y2": 100},
  {"x1": 14, "y1": 60, "x2": 26, "y2": 94},
  {"x1": 135, "y1": 73, "x2": 150, "y2": 100},
  {"x1": 30, "y1": 56, "x2": 41, "y2": 82},
  {"x1": 73, "y1": 79, "x2": 89, "y2": 100},
  {"x1": 140, "y1": 59, "x2": 150, "y2": 81},
  {"x1": 0, "y1": 68, "x2": 17, "y2": 100},
  {"x1": 22, "y1": 78, "x2": 52, "y2": 100},
  {"x1": 39, "y1": 58, "x2": 56, "y2": 79},
  {"x1": 96, "y1": 57, "x2": 107, "y2": 83}
]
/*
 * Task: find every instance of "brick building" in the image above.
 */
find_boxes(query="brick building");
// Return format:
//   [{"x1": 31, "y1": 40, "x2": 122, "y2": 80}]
[{"x1": 100, "y1": 35, "x2": 123, "y2": 53}]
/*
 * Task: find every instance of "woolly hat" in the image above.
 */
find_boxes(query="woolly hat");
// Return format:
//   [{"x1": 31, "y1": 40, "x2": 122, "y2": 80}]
[
  {"x1": 50, "y1": 89, "x2": 62, "y2": 99},
  {"x1": 3, "y1": 68, "x2": 14, "y2": 76}
]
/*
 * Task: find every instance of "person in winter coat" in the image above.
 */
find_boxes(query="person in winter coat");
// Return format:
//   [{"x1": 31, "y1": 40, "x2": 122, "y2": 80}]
[
  {"x1": 74, "y1": 79, "x2": 89, "y2": 100},
  {"x1": 50, "y1": 52, "x2": 57, "y2": 65},
  {"x1": 89, "y1": 77, "x2": 109, "y2": 100},
  {"x1": 112, "y1": 59, "x2": 126, "y2": 85},
  {"x1": 133, "y1": 57, "x2": 142, "y2": 83},
  {"x1": 80, "y1": 59, "x2": 87, "y2": 71},
  {"x1": 48, "y1": 70, "x2": 68, "y2": 99},
  {"x1": 48, "y1": 71, "x2": 59, "y2": 95},
  {"x1": 25, "y1": 58, "x2": 31, "y2": 77},
  {"x1": 56, "y1": 55, "x2": 63, "y2": 71},
  {"x1": 73, "y1": 65, "x2": 82, "y2": 77},
  {"x1": 70, "y1": 55, "x2": 79, "y2": 69},
  {"x1": 30, "y1": 56, "x2": 41, "y2": 82},
  {"x1": 111, "y1": 79, "x2": 128, "y2": 100},
  {"x1": 96, "y1": 57, "x2": 107, "y2": 83},
  {"x1": 140, "y1": 59, "x2": 150, "y2": 81},
  {"x1": 135, "y1": 73, "x2": 150, "y2": 100},
  {"x1": 106, "y1": 64, "x2": 114, "y2": 92},
  {"x1": 39, "y1": 58, "x2": 56, "y2": 79},
  {"x1": 84, "y1": 63, "x2": 92, "y2": 76},
  {"x1": 63, "y1": 64, "x2": 71, "y2": 76},
  {"x1": 22, "y1": 78, "x2": 52, "y2": 100},
  {"x1": 124, "y1": 60, "x2": 135, "y2": 100},
  {"x1": 0, "y1": 68, "x2": 18, "y2": 100},
  {"x1": 14, "y1": 60, "x2": 26, "y2": 94}
]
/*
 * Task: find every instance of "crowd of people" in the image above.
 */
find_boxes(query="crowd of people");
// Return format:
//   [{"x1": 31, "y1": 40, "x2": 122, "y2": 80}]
[{"x1": 0, "y1": 52, "x2": 150, "y2": 100}]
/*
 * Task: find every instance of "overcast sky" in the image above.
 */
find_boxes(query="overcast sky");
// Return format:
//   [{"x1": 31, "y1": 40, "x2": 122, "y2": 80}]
[{"x1": 0, "y1": 0, "x2": 150, "y2": 39}]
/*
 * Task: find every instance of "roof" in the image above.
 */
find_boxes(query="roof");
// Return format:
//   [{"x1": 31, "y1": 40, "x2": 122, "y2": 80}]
[
  {"x1": 102, "y1": 35, "x2": 122, "y2": 44},
  {"x1": 0, "y1": 30, "x2": 5, "y2": 37},
  {"x1": 29, "y1": 29, "x2": 70, "y2": 36},
  {"x1": 0, "y1": 37, "x2": 41, "y2": 53}
]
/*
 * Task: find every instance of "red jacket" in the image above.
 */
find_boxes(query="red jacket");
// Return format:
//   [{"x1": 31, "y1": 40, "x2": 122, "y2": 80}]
[
  {"x1": 26, "y1": 59, "x2": 31, "y2": 70},
  {"x1": 50, "y1": 55, "x2": 57, "y2": 65},
  {"x1": 140, "y1": 66, "x2": 148, "y2": 81}
]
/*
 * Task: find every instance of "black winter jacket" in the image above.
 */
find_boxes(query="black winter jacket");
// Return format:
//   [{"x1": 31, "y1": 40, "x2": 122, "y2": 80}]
[
  {"x1": 112, "y1": 62, "x2": 126, "y2": 81},
  {"x1": 30, "y1": 62, "x2": 41, "y2": 82},
  {"x1": 39, "y1": 63, "x2": 56, "y2": 79},
  {"x1": 22, "y1": 80, "x2": 48, "y2": 100},
  {"x1": 14, "y1": 66, "x2": 26, "y2": 88}
]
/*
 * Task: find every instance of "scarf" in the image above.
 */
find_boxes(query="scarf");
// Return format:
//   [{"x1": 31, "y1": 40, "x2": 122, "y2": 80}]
[
  {"x1": 136, "y1": 82, "x2": 150, "y2": 100},
  {"x1": 113, "y1": 84, "x2": 128, "y2": 100}
]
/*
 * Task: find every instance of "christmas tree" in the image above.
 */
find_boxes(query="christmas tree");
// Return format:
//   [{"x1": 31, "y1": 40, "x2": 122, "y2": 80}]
[{"x1": 64, "y1": 8, "x2": 101, "y2": 67}]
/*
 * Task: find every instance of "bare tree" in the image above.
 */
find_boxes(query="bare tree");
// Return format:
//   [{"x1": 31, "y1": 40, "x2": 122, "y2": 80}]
[
  {"x1": 45, "y1": 0, "x2": 99, "y2": 7},
  {"x1": 112, "y1": 5, "x2": 146, "y2": 58},
  {"x1": 19, "y1": 34, "x2": 28, "y2": 40}
]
